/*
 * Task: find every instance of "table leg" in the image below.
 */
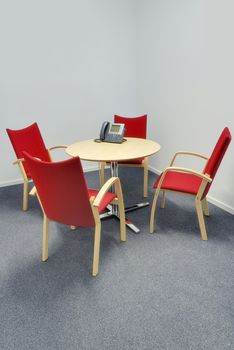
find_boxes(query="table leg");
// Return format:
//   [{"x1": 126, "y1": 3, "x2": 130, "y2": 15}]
[{"x1": 125, "y1": 202, "x2": 149, "y2": 213}]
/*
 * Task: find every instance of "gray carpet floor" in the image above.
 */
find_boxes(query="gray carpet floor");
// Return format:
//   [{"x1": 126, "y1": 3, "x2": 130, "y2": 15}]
[{"x1": 0, "y1": 168, "x2": 234, "y2": 350}]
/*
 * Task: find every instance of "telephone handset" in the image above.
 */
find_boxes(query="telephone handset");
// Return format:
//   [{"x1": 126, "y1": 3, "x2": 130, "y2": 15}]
[
  {"x1": 100, "y1": 121, "x2": 110, "y2": 141},
  {"x1": 99, "y1": 121, "x2": 125, "y2": 143}
]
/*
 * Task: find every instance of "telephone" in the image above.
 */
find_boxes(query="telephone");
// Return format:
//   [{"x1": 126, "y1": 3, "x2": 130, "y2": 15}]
[{"x1": 99, "y1": 121, "x2": 125, "y2": 143}]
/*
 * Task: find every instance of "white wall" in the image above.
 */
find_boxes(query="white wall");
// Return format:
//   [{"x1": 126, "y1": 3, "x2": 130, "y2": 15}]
[
  {"x1": 137, "y1": 0, "x2": 234, "y2": 213},
  {"x1": 0, "y1": 0, "x2": 137, "y2": 184}
]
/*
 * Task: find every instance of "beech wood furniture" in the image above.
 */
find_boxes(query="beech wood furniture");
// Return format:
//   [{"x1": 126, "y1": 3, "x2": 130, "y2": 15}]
[
  {"x1": 150, "y1": 127, "x2": 231, "y2": 240},
  {"x1": 67, "y1": 137, "x2": 160, "y2": 233},
  {"x1": 6, "y1": 122, "x2": 67, "y2": 211},
  {"x1": 23, "y1": 152, "x2": 126, "y2": 276},
  {"x1": 100, "y1": 115, "x2": 149, "y2": 197}
]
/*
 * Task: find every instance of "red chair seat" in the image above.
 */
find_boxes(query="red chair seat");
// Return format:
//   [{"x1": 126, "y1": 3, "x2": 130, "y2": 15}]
[
  {"x1": 106, "y1": 158, "x2": 144, "y2": 165},
  {"x1": 118, "y1": 158, "x2": 144, "y2": 165},
  {"x1": 88, "y1": 189, "x2": 116, "y2": 213},
  {"x1": 153, "y1": 171, "x2": 202, "y2": 195},
  {"x1": 150, "y1": 127, "x2": 231, "y2": 241}
]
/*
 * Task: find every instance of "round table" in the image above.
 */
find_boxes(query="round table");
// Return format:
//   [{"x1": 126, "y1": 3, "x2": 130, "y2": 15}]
[{"x1": 66, "y1": 138, "x2": 161, "y2": 233}]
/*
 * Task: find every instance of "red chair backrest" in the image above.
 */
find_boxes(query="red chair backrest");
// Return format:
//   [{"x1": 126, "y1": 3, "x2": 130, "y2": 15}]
[
  {"x1": 202, "y1": 127, "x2": 231, "y2": 197},
  {"x1": 23, "y1": 152, "x2": 95, "y2": 227},
  {"x1": 114, "y1": 115, "x2": 147, "y2": 139},
  {"x1": 6, "y1": 123, "x2": 51, "y2": 176}
]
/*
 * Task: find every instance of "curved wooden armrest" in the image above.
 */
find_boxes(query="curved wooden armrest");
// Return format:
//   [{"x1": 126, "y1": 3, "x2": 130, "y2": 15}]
[
  {"x1": 13, "y1": 158, "x2": 24, "y2": 165},
  {"x1": 170, "y1": 151, "x2": 209, "y2": 166},
  {"x1": 93, "y1": 177, "x2": 120, "y2": 207},
  {"x1": 162, "y1": 166, "x2": 212, "y2": 183},
  {"x1": 13, "y1": 155, "x2": 43, "y2": 165},
  {"x1": 48, "y1": 145, "x2": 67, "y2": 151}
]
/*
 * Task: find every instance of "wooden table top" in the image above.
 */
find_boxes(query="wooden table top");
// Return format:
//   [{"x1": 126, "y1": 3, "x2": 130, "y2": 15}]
[{"x1": 66, "y1": 138, "x2": 161, "y2": 162}]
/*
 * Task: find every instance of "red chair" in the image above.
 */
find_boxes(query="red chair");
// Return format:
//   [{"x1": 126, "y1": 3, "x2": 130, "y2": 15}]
[
  {"x1": 100, "y1": 115, "x2": 148, "y2": 197},
  {"x1": 150, "y1": 127, "x2": 231, "y2": 240},
  {"x1": 6, "y1": 122, "x2": 67, "y2": 211},
  {"x1": 22, "y1": 152, "x2": 126, "y2": 276}
]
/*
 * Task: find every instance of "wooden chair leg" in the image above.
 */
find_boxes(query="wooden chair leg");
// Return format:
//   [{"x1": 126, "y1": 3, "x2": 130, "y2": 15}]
[
  {"x1": 92, "y1": 221, "x2": 101, "y2": 277},
  {"x1": 202, "y1": 197, "x2": 209, "y2": 216},
  {"x1": 161, "y1": 190, "x2": 166, "y2": 208},
  {"x1": 119, "y1": 206, "x2": 126, "y2": 242},
  {"x1": 23, "y1": 180, "x2": 28, "y2": 211},
  {"x1": 42, "y1": 214, "x2": 49, "y2": 261},
  {"x1": 115, "y1": 182, "x2": 126, "y2": 242},
  {"x1": 150, "y1": 188, "x2": 161, "y2": 233},
  {"x1": 195, "y1": 198, "x2": 208, "y2": 241},
  {"x1": 143, "y1": 157, "x2": 148, "y2": 198},
  {"x1": 100, "y1": 162, "x2": 106, "y2": 187}
]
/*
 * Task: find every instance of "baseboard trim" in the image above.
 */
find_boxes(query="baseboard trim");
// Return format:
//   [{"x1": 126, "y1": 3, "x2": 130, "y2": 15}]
[
  {"x1": 0, "y1": 178, "x2": 26, "y2": 188},
  {"x1": 148, "y1": 165, "x2": 161, "y2": 176},
  {"x1": 83, "y1": 165, "x2": 99, "y2": 173},
  {"x1": 206, "y1": 196, "x2": 234, "y2": 215},
  {"x1": 148, "y1": 165, "x2": 234, "y2": 215}
]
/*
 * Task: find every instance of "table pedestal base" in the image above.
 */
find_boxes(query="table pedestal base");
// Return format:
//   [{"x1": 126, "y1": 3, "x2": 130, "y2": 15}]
[
  {"x1": 100, "y1": 201, "x2": 149, "y2": 234},
  {"x1": 99, "y1": 161, "x2": 150, "y2": 233}
]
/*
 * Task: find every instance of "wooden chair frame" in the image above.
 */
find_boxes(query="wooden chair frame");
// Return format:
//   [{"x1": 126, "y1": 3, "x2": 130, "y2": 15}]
[
  {"x1": 36, "y1": 177, "x2": 126, "y2": 277},
  {"x1": 100, "y1": 156, "x2": 149, "y2": 197},
  {"x1": 150, "y1": 151, "x2": 212, "y2": 240},
  {"x1": 13, "y1": 145, "x2": 67, "y2": 211}
]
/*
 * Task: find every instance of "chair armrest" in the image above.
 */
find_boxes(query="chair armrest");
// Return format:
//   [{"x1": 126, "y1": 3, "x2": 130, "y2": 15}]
[
  {"x1": 13, "y1": 158, "x2": 24, "y2": 165},
  {"x1": 93, "y1": 177, "x2": 120, "y2": 207},
  {"x1": 170, "y1": 151, "x2": 209, "y2": 166},
  {"x1": 47, "y1": 146, "x2": 68, "y2": 161},
  {"x1": 48, "y1": 145, "x2": 67, "y2": 151},
  {"x1": 163, "y1": 166, "x2": 212, "y2": 182}
]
